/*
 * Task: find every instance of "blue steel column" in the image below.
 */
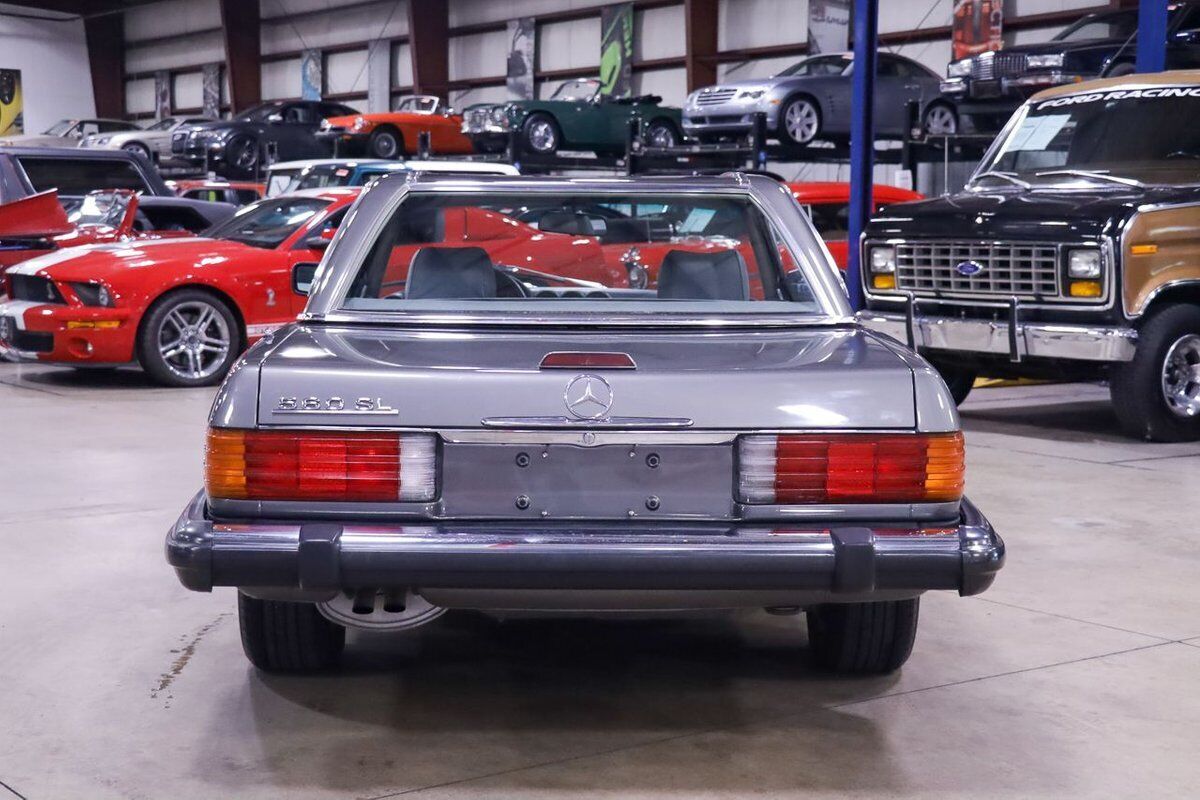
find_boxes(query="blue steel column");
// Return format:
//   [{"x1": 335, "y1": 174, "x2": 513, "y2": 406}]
[
  {"x1": 1136, "y1": 0, "x2": 1169, "y2": 73},
  {"x1": 845, "y1": 0, "x2": 879, "y2": 312}
]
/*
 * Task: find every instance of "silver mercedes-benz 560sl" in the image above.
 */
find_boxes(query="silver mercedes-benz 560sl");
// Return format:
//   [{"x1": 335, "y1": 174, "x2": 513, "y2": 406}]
[{"x1": 165, "y1": 173, "x2": 1005, "y2": 675}]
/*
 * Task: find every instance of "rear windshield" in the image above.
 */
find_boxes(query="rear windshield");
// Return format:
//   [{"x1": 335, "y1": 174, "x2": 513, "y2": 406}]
[{"x1": 338, "y1": 191, "x2": 821, "y2": 315}]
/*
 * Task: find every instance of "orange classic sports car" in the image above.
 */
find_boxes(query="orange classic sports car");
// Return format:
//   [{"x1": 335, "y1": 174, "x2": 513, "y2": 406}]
[
  {"x1": 317, "y1": 95, "x2": 474, "y2": 159},
  {"x1": 788, "y1": 182, "x2": 924, "y2": 270}
]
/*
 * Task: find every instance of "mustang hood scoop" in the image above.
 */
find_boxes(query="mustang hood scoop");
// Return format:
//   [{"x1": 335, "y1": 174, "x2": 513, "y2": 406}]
[{"x1": 257, "y1": 325, "x2": 918, "y2": 430}]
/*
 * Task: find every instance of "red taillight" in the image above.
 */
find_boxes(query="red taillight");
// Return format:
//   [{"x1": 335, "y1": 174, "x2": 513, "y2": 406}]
[
  {"x1": 738, "y1": 432, "x2": 964, "y2": 504},
  {"x1": 206, "y1": 429, "x2": 436, "y2": 502},
  {"x1": 540, "y1": 351, "x2": 637, "y2": 369}
]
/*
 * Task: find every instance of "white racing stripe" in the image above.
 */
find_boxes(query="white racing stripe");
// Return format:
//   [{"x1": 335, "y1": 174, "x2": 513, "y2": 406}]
[{"x1": 0, "y1": 299, "x2": 40, "y2": 329}]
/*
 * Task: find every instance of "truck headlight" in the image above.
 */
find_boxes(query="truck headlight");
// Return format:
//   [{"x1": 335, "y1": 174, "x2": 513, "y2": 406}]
[
  {"x1": 1067, "y1": 248, "x2": 1102, "y2": 278},
  {"x1": 869, "y1": 245, "x2": 896, "y2": 273},
  {"x1": 71, "y1": 281, "x2": 114, "y2": 307},
  {"x1": 1027, "y1": 54, "x2": 1064, "y2": 69},
  {"x1": 947, "y1": 59, "x2": 972, "y2": 77}
]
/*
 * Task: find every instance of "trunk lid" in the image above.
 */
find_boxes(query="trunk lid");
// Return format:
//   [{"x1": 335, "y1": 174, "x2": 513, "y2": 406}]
[{"x1": 256, "y1": 324, "x2": 917, "y2": 430}]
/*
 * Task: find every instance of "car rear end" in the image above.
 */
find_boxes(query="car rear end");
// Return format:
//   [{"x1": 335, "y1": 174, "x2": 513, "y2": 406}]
[{"x1": 165, "y1": 174, "x2": 1004, "y2": 674}]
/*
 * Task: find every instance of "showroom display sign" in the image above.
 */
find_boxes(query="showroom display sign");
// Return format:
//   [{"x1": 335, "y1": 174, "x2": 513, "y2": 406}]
[
  {"x1": 808, "y1": 0, "x2": 850, "y2": 54},
  {"x1": 952, "y1": 0, "x2": 1003, "y2": 60},
  {"x1": 301, "y1": 49, "x2": 322, "y2": 101},
  {"x1": 506, "y1": 17, "x2": 535, "y2": 100},
  {"x1": 599, "y1": 3, "x2": 633, "y2": 97},
  {"x1": 0, "y1": 69, "x2": 23, "y2": 136}
]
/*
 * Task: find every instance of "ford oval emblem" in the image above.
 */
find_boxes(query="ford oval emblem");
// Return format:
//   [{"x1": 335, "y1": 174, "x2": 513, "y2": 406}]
[{"x1": 955, "y1": 260, "x2": 985, "y2": 277}]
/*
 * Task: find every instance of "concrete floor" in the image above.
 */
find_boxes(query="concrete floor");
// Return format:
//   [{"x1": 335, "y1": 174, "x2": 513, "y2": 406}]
[{"x1": 1, "y1": 362, "x2": 1198, "y2": 800}]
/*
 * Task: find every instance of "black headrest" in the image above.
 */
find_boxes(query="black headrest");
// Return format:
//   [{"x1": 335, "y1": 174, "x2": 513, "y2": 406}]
[
  {"x1": 599, "y1": 217, "x2": 652, "y2": 244},
  {"x1": 406, "y1": 247, "x2": 496, "y2": 299},
  {"x1": 538, "y1": 211, "x2": 596, "y2": 236},
  {"x1": 397, "y1": 206, "x2": 445, "y2": 244},
  {"x1": 657, "y1": 250, "x2": 750, "y2": 301}
]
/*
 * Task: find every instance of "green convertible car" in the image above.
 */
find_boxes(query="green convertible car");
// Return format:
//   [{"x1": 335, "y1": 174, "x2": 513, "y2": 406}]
[{"x1": 461, "y1": 78, "x2": 684, "y2": 157}]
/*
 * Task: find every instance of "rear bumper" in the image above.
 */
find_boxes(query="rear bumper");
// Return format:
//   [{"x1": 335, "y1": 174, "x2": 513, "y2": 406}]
[
  {"x1": 165, "y1": 491, "x2": 1004, "y2": 599},
  {"x1": 859, "y1": 307, "x2": 1137, "y2": 363}
]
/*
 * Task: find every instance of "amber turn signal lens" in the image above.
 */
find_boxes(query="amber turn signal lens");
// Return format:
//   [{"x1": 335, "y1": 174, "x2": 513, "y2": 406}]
[
  {"x1": 738, "y1": 432, "x2": 965, "y2": 505},
  {"x1": 205, "y1": 428, "x2": 436, "y2": 502},
  {"x1": 1068, "y1": 280, "x2": 1102, "y2": 298},
  {"x1": 872, "y1": 274, "x2": 897, "y2": 290}
]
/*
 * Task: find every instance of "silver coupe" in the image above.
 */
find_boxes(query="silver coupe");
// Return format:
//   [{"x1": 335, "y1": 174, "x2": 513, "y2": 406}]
[{"x1": 166, "y1": 173, "x2": 1004, "y2": 676}]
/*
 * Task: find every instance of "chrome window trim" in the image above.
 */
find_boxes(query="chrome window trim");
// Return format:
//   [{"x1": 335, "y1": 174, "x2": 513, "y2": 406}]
[{"x1": 300, "y1": 173, "x2": 852, "y2": 325}]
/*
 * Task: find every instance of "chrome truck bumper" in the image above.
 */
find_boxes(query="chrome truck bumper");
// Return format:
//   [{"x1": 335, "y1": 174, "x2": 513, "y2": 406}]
[
  {"x1": 859, "y1": 306, "x2": 1137, "y2": 363},
  {"x1": 165, "y1": 491, "x2": 1005, "y2": 600}
]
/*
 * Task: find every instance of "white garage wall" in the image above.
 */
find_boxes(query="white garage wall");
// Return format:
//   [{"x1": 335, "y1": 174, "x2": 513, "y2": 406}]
[
  {"x1": 448, "y1": 29, "x2": 510, "y2": 81},
  {"x1": 262, "y1": 57, "x2": 303, "y2": 100},
  {"x1": 0, "y1": 6, "x2": 95, "y2": 133},
  {"x1": 260, "y1": 0, "x2": 408, "y2": 56}
]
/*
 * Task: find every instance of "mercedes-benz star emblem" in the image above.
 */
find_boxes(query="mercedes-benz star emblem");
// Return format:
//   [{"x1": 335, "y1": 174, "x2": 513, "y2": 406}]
[{"x1": 564, "y1": 374, "x2": 614, "y2": 420}]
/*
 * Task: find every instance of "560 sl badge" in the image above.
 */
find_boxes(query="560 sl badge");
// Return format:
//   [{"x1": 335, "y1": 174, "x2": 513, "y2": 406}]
[{"x1": 275, "y1": 396, "x2": 399, "y2": 415}]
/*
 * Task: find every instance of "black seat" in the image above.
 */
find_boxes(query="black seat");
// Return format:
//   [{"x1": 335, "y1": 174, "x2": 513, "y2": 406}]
[
  {"x1": 406, "y1": 247, "x2": 496, "y2": 299},
  {"x1": 656, "y1": 250, "x2": 751, "y2": 301},
  {"x1": 538, "y1": 211, "x2": 597, "y2": 236}
]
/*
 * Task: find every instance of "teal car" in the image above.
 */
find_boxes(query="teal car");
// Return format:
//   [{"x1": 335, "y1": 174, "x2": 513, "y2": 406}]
[{"x1": 461, "y1": 78, "x2": 683, "y2": 157}]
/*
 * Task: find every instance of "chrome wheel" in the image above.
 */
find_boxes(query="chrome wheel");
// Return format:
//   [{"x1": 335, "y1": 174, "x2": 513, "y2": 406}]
[
  {"x1": 156, "y1": 301, "x2": 231, "y2": 382},
  {"x1": 1161, "y1": 333, "x2": 1200, "y2": 418},
  {"x1": 923, "y1": 105, "x2": 958, "y2": 136},
  {"x1": 230, "y1": 138, "x2": 259, "y2": 170},
  {"x1": 526, "y1": 118, "x2": 557, "y2": 153},
  {"x1": 371, "y1": 130, "x2": 400, "y2": 158},
  {"x1": 122, "y1": 142, "x2": 151, "y2": 160},
  {"x1": 783, "y1": 98, "x2": 819, "y2": 144},
  {"x1": 646, "y1": 123, "x2": 677, "y2": 148}
]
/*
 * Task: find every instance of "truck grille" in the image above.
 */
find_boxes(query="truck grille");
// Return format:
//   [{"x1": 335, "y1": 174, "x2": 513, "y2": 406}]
[
  {"x1": 9, "y1": 274, "x2": 66, "y2": 305},
  {"x1": 894, "y1": 241, "x2": 1060, "y2": 298},
  {"x1": 696, "y1": 88, "x2": 737, "y2": 105}
]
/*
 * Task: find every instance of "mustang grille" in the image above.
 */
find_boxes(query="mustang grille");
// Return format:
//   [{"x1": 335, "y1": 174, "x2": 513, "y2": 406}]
[
  {"x1": 696, "y1": 88, "x2": 737, "y2": 105},
  {"x1": 9, "y1": 274, "x2": 66, "y2": 305},
  {"x1": 894, "y1": 241, "x2": 1060, "y2": 298}
]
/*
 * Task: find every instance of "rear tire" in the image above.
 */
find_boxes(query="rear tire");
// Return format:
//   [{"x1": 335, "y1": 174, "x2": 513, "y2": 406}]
[
  {"x1": 807, "y1": 598, "x2": 920, "y2": 675},
  {"x1": 928, "y1": 358, "x2": 976, "y2": 405},
  {"x1": 238, "y1": 592, "x2": 346, "y2": 672},
  {"x1": 121, "y1": 142, "x2": 152, "y2": 161},
  {"x1": 1110, "y1": 304, "x2": 1200, "y2": 442},
  {"x1": 645, "y1": 120, "x2": 679, "y2": 148},
  {"x1": 921, "y1": 102, "x2": 958, "y2": 136}
]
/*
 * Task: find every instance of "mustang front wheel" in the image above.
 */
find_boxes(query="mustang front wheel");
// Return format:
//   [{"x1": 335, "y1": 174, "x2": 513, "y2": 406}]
[
  {"x1": 807, "y1": 598, "x2": 920, "y2": 674},
  {"x1": 138, "y1": 289, "x2": 240, "y2": 387},
  {"x1": 238, "y1": 593, "x2": 345, "y2": 672}
]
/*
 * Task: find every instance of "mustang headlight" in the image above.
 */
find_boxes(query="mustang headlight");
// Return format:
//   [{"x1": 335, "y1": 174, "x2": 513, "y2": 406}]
[
  {"x1": 1067, "y1": 248, "x2": 1102, "y2": 279},
  {"x1": 947, "y1": 59, "x2": 972, "y2": 77},
  {"x1": 1027, "y1": 54, "x2": 1065, "y2": 69},
  {"x1": 71, "y1": 282, "x2": 114, "y2": 308}
]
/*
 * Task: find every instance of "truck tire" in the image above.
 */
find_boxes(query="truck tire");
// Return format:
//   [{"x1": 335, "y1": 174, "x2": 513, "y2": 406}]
[
  {"x1": 806, "y1": 598, "x2": 920, "y2": 674},
  {"x1": 928, "y1": 358, "x2": 976, "y2": 405},
  {"x1": 238, "y1": 592, "x2": 346, "y2": 672},
  {"x1": 1110, "y1": 304, "x2": 1200, "y2": 442}
]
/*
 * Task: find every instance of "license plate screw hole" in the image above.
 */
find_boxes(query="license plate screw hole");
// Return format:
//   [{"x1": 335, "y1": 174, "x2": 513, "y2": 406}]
[
  {"x1": 515, "y1": 452, "x2": 531, "y2": 468},
  {"x1": 645, "y1": 495, "x2": 661, "y2": 511},
  {"x1": 646, "y1": 453, "x2": 661, "y2": 469},
  {"x1": 515, "y1": 495, "x2": 531, "y2": 510}
]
